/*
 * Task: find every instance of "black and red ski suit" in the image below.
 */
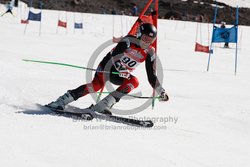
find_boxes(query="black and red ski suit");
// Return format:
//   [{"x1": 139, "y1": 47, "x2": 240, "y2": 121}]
[{"x1": 70, "y1": 35, "x2": 162, "y2": 102}]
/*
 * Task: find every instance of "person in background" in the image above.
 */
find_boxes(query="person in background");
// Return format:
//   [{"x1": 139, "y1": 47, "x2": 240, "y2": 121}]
[
  {"x1": 132, "y1": 4, "x2": 138, "y2": 16},
  {"x1": 1, "y1": 2, "x2": 14, "y2": 17},
  {"x1": 111, "y1": 8, "x2": 117, "y2": 15},
  {"x1": 220, "y1": 22, "x2": 229, "y2": 48},
  {"x1": 101, "y1": 5, "x2": 106, "y2": 14}
]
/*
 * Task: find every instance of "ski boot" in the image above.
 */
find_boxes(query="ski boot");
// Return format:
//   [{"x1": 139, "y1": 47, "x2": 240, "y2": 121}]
[
  {"x1": 92, "y1": 94, "x2": 116, "y2": 115},
  {"x1": 46, "y1": 91, "x2": 75, "y2": 111}
]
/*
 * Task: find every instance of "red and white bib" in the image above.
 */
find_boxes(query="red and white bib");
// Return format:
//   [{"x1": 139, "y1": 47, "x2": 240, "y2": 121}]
[{"x1": 120, "y1": 44, "x2": 154, "y2": 71}]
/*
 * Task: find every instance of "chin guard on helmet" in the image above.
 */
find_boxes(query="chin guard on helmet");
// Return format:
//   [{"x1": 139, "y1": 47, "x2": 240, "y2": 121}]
[{"x1": 137, "y1": 23, "x2": 157, "y2": 45}]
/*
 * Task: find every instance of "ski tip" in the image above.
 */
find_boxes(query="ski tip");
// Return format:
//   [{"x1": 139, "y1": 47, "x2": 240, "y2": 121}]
[{"x1": 140, "y1": 121, "x2": 154, "y2": 128}]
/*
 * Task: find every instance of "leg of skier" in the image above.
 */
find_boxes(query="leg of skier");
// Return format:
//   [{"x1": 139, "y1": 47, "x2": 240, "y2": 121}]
[
  {"x1": 47, "y1": 71, "x2": 105, "y2": 111},
  {"x1": 92, "y1": 75, "x2": 139, "y2": 114},
  {"x1": 46, "y1": 53, "x2": 113, "y2": 111}
]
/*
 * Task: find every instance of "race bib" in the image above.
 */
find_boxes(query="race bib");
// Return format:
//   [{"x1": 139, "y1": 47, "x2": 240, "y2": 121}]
[{"x1": 120, "y1": 55, "x2": 139, "y2": 70}]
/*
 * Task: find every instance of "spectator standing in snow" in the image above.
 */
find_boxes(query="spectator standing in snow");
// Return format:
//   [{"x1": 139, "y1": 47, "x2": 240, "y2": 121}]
[
  {"x1": 1, "y1": 2, "x2": 14, "y2": 17},
  {"x1": 220, "y1": 22, "x2": 229, "y2": 48},
  {"x1": 132, "y1": 4, "x2": 138, "y2": 16}
]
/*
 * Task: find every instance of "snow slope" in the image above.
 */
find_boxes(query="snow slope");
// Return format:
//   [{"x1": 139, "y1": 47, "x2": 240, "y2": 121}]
[
  {"x1": 217, "y1": 0, "x2": 250, "y2": 8},
  {"x1": 1, "y1": 4, "x2": 250, "y2": 167}
]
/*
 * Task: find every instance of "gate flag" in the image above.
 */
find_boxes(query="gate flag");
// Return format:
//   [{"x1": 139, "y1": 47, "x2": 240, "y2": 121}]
[
  {"x1": 212, "y1": 26, "x2": 237, "y2": 43},
  {"x1": 58, "y1": 20, "x2": 67, "y2": 28},
  {"x1": 24, "y1": 10, "x2": 42, "y2": 35},
  {"x1": 74, "y1": 23, "x2": 83, "y2": 29},
  {"x1": 195, "y1": 43, "x2": 210, "y2": 53},
  {"x1": 207, "y1": 4, "x2": 239, "y2": 75},
  {"x1": 28, "y1": 11, "x2": 41, "y2": 21}
]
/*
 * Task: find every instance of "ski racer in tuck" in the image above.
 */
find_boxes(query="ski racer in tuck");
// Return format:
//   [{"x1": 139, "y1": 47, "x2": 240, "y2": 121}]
[{"x1": 47, "y1": 23, "x2": 169, "y2": 114}]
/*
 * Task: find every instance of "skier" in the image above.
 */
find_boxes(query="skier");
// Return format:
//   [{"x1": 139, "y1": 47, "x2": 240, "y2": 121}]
[
  {"x1": 47, "y1": 23, "x2": 169, "y2": 114},
  {"x1": 1, "y1": 2, "x2": 14, "y2": 17},
  {"x1": 220, "y1": 22, "x2": 229, "y2": 48}
]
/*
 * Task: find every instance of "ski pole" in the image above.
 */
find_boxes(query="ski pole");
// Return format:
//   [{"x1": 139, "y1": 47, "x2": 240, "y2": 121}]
[
  {"x1": 22, "y1": 59, "x2": 120, "y2": 75},
  {"x1": 23, "y1": 59, "x2": 160, "y2": 99},
  {"x1": 100, "y1": 92, "x2": 160, "y2": 99}
]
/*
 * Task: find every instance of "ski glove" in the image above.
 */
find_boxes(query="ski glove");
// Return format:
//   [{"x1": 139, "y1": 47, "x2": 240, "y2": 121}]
[
  {"x1": 115, "y1": 61, "x2": 131, "y2": 79},
  {"x1": 118, "y1": 69, "x2": 130, "y2": 79},
  {"x1": 159, "y1": 90, "x2": 169, "y2": 102}
]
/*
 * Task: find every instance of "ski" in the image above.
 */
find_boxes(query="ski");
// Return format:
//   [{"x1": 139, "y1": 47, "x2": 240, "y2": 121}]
[
  {"x1": 45, "y1": 105, "x2": 94, "y2": 120},
  {"x1": 52, "y1": 110, "x2": 94, "y2": 120},
  {"x1": 45, "y1": 105, "x2": 154, "y2": 127},
  {"x1": 94, "y1": 113, "x2": 154, "y2": 128},
  {"x1": 109, "y1": 115, "x2": 154, "y2": 127}
]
